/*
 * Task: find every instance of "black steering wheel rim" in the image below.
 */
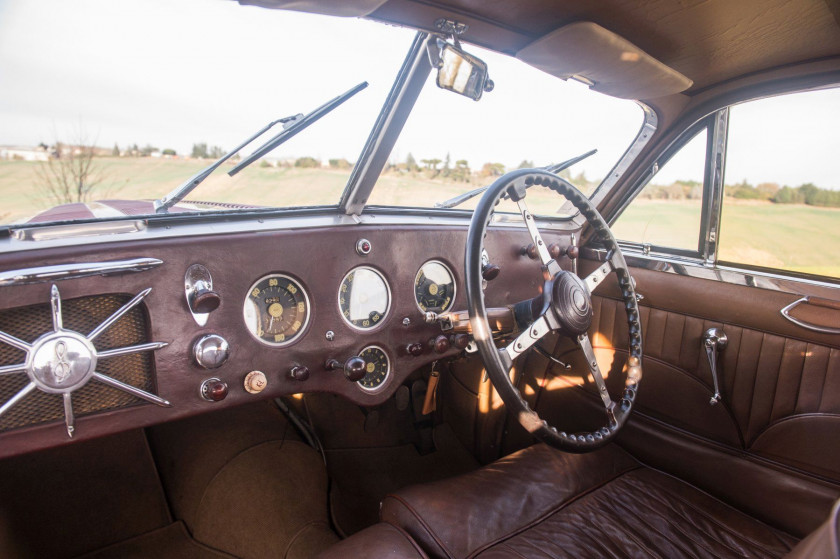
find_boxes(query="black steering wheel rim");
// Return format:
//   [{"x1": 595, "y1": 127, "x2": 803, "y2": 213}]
[{"x1": 465, "y1": 169, "x2": 643, "y2": 452}]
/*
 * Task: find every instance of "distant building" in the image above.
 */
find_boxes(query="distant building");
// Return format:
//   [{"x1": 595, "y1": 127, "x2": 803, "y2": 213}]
[{"x1": 0, "y1": 145, "x2": 49, "y2": 161}]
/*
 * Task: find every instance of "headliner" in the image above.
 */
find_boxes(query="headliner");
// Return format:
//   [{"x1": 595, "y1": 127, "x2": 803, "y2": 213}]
[{"x1": 246, "y1": 0, "x2": 840, "y2": 96}]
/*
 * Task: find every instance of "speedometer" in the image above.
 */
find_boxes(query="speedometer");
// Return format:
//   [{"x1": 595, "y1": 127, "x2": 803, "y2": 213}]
[
  {"x1": 243, "y1": 274, "x2": 310, "y2": 346},
  {"x1": 338, "y1": 267, "x2": 390, "y2": 330},
  {"x1": 414, "y1": 260, "x2": 456, "y2": 312}
]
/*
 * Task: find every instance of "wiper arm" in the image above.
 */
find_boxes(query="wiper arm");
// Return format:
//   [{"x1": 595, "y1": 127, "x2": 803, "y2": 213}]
[
  {"x1": 434, "y1": 185, "x2": 488, "y2": 209},
  {"x1": 434, "y1": 148, "x2": 597, "y2": 209},
  {"x1": 543, "y1": 148, "x2": 597, "y2": 175},
  {"x1": 154, "y1": 114, "x2": 301, "y2": 214},
  {"x1": 228, "y1": 81, "x2": 368, "y2": 176}
]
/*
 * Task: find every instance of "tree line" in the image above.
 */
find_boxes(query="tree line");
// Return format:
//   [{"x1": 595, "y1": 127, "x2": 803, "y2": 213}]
[{"x1": 640, "y1": 179, "x2": 840, "y2": 208}]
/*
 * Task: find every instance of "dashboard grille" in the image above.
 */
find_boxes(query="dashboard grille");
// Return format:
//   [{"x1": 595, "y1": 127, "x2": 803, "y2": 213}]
[{"x1": 0, "y1": 293, "x2": 155, "y2": 432}]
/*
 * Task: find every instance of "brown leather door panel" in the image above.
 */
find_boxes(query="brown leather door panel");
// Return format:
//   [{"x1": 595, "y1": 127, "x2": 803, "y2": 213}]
[{"x1": 577, "y1": 264, "x2": 840, "y2": 483}]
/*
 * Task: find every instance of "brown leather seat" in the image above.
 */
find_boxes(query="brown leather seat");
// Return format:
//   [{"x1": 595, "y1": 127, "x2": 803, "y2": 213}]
[{"x1": 380, "y1": 444, "x2": 802, "y2": 559}]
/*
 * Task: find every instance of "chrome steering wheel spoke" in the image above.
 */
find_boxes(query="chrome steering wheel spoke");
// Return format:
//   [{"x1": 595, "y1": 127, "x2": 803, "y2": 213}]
[
  {"x1": 503, "y1": 314, "x2": 554, "y2": 364},
  {"x1": 583, "y1": 260, "x2": 614, "y2": 294},
  {"x1": 577, "y1": 333, "x2": 616, "y2": 420},
  {"x1": 515, "y1": 197, "x2": 562, "y2": 277}
]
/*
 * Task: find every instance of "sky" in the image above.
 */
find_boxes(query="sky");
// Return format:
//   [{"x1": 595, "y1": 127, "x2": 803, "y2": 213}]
[{"x1": 0, "y1": 0, "x2": 838, "y2": 189}]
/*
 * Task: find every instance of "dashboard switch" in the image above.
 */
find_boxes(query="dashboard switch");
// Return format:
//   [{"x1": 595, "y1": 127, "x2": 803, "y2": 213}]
[
  {"x1": 431, "y1": 335, "x2": 450, "y2": 354},
  {"x1": 356, "y1": 238, "x2": 372, "y2": 255},
  {"x1": 326, "y1": 356, "x2": 367, "y2": 382},
  {"x1": 200, "y1": 378, "x2": 228, "y2": 402},
  {"x1": 193, "y1": 334, "x2": 230, "y2": 369},
  {"x1": 244, "y1": 370, "x2": 267, "y2": 394},
  {"x1": 451, "y1": 333, "x2": 470, "y2": 350},
  {"x1": 406, "y1": 343, "x2": 424, "y2": 357},
  {"x1": 185, "y1": 264, "x2": 220, "y2": 326},
  {"x1": 289, "y1": 365, "x2": 310, "y2": 381},
  {"x1": 481, "y1": 262, "x2": 500, "y2": 281}
]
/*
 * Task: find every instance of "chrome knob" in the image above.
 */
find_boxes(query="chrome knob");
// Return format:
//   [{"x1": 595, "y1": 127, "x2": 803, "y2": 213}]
[{"x1": 193, "y1": 334, "x2": 230, "y2": 369}]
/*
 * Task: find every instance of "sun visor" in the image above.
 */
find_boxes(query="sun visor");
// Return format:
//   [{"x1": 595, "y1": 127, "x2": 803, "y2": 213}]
[
  {"x1": 236, "y1": 0, "x2": 387, "y2": 17},
  {"x1": 516, "y1": 22, "x2": 692, "y2": 100}
]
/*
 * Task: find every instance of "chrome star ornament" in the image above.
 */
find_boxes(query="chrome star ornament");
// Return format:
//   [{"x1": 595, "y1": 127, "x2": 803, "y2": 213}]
[{"x1": 0, "y1": 285, "x2": 169, "y2": 438}]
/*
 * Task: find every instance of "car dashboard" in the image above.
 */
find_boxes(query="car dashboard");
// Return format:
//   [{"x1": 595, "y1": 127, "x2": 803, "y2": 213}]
[{"x1": 0, "y1": 216, "x2": 574, "y2": 458}]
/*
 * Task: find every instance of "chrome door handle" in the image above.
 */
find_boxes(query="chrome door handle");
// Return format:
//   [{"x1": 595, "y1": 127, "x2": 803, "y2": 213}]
[
  {"x1": 702, "y1": 328, "x2": 727, "y2": 405},
  {"x1": 780, "y1": 297, "x2": 840, "y2": 334}
]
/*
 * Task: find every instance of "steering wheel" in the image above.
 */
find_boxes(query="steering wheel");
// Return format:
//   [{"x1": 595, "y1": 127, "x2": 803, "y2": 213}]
[{"x1": 465, "y1": 169, "x2": 643, "y2": 452}]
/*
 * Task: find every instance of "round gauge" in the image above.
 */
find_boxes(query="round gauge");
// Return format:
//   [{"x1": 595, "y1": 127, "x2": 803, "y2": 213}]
[
  {"x1": 338, "y1": 266, "x2": 390, "y2": 330},
  {"x1": 414, "y1": 260, "x2": 456, "y2": 313},
  {"x1": 243, "y1": 274, "x2": 310, "y2": 346},
  {"x1": 357, "y1": 346, "x2": 390, "y2": 392}
]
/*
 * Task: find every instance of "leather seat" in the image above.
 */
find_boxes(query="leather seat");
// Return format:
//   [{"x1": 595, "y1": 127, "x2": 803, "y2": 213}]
[{"x1": 379, "y1": 444, "x2": 801, "y2": 559}]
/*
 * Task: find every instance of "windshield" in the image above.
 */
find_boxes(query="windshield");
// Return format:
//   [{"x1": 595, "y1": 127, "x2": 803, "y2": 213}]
[{"x1": 0, "y1": 0, "x2": 642, "y2": 226}]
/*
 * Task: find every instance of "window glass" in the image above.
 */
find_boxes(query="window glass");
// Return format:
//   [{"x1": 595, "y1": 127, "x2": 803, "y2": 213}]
[
  {"x1": 611, "y1": 127, "x2": 707, "y2": 251},
  {"x1": 720, "y1": 88, "x2": 840, "y2": 278},
  {"x1": 366, "y1": 44, "x2": 643, "y2": 216}
]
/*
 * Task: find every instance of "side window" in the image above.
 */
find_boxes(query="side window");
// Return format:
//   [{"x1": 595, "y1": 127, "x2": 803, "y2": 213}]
[
  {"x1": 720, "y1": 88, "x2": 840, "y2": 279},
  {"x1": 612, "y1": 127, "x2": 708, "y2": 252}
]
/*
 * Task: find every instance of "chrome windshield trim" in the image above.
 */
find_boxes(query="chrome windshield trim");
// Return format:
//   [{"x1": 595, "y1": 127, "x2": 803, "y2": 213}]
[
  {"x1": 0, "y1": 258, "x2": 163, "y2": 286},
  {"x1": 0, "y1": 209, "x2": 572, "y2": 255},
  {"x1": 340, "y1": 32, "x2": 433, "y2": 215},
  {"x1": 588, "y1": 102, "x2": 658, "y2": 212}
]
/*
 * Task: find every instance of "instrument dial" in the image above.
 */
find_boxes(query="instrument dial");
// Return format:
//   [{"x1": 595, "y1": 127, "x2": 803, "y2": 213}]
[
  {"x1": 243, "y1": 274, "x2": 310, "y2": 346},
  {"x1": 414, "y1": 260, "x2": 456, "y2": 312},
  {"x1": 357, "y1": 346, "x2": 390, "y2": 392},
  {"x1": 338, "y1": 266, "x2": 390, "y2": 330}
]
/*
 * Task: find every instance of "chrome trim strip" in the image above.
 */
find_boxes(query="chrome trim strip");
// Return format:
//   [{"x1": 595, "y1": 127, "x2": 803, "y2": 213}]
[
  {"x1": 0, "y1": 211, "x2": 575, "y2": 255},
  {"x1": 583, "y1": 247, "x2": 840, "y2": 296},
  {"x1": 0, "y1": 258, "x2": 163, "y2": 286},
  {"x1": 12, "y1": 220, "x2": 146, "y2": 241},
  {"x1": 588, "y1": 103, "x2": 658, "y2": 212},
  {"x1": 780, "y1": 297, "x2": 840, "y2": 334},
  {"x1": 340, "y1": 32, "x2": 433, "y2": 215},
  {"x1": 702, "y1": 108, "x2": 729, "y2": 263}
]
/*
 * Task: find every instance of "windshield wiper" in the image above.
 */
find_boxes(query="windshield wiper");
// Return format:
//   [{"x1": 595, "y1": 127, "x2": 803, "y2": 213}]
[
  {"x1": 154, "y1": 114, "x2": 302, "y2": 214},
  {"x1": 228, "y1": 81, "x2": 368, "y2": 176},
  {"x1": 154, "y1": 81, "x2": 368, "y2": 214},
  {"x1": 434, "y1": 148, "x2": 597, "y2": 209}
]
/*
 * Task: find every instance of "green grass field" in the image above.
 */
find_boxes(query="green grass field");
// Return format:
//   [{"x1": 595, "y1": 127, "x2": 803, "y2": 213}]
[{"x1": 1, "y1": 158, "x2": 837, "y2": 277}]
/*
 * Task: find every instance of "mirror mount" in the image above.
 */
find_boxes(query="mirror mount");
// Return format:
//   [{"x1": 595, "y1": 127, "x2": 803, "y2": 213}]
[{"x1": 428, "y1": 37, "x2": 493, "y2": 101}]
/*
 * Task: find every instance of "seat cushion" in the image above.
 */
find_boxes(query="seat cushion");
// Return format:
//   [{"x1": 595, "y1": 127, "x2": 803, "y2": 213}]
[
  {"x1": 382, "y1": 444, "x2": 798, "y2": 559},
  {"x1": 315, "y1": 523, "x2": 428, "y2": 559}
]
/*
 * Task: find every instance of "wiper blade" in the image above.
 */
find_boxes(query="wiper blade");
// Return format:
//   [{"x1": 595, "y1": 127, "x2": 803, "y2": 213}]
[
  {"x1": 543, "y1": 148, "x2": 597, "y2": 175},
  {"x1": 434, "y1": 148, "x2": 597, "y2": 209},
  {"x1": 228, "y1": 81, "x2": 368, "y2": 176},
  {"x1": 154, "y1": 114, "x2": 301, "y2": 214}
]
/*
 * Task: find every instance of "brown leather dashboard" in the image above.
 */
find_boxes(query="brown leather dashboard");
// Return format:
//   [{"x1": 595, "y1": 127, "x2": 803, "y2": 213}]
[{"x1": 0, "y1": 223, "x2": 572, "y2": 458}]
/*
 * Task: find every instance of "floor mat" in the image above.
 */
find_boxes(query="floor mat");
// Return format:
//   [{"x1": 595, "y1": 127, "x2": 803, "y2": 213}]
[
  {"x1": 76, "y1": 522, "x2": 234, "y2": 559},
  {"x1": 327, "y1": 423, "x2": 479, "y2": 536},
  {"x1": 0, "y1": 429, "x2": 171, "y2": 559}
]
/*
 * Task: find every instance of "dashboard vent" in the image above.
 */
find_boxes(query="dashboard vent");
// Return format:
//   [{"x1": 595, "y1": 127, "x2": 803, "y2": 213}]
[{"x1": 0, "y1": 294, "x2": 155, "y2": 432}]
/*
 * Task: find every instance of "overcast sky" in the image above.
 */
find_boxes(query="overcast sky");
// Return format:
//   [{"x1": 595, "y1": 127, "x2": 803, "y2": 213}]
[{"x1": 1, "y1": 0, "x2": 838, "y2": 188}]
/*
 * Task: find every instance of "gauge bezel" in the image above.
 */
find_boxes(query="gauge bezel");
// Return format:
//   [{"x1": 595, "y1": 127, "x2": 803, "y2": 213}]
[
  {"x1": 242, "y1": 273, "x2": 311, "y2": 347},
  {"x1": 356, "y1": 345, "x2": 391, "y2": 393},
  {"x1": 337, "y1": 266, "x2": 392, "y2": 331},
  {"x1": 414, "y1": 259, "x2": 457, "y2": 313}
]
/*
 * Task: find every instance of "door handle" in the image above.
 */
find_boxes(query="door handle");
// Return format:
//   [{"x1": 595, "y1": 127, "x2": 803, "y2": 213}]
[
  {"x1": 702, "y1": 328, "x2": 727, "y2": 405},
  {"x1": 780, "y1": 296, "x2": 840, "y2": 335}
]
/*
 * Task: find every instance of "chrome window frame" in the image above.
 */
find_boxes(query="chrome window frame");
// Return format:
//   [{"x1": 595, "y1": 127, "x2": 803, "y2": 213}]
[{"x1": 606, "y1": 86, "x2": 840, "y2": 295}]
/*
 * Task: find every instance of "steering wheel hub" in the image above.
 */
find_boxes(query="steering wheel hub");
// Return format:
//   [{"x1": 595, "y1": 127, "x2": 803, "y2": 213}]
[{"x1": 551, "y1": 272, "x2": 593, "y2": 336}]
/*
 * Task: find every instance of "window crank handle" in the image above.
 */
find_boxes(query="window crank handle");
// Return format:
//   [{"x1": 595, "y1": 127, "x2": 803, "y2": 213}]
[{"x1": 703, "y1": 328, "x2": 728, "y2": 405}]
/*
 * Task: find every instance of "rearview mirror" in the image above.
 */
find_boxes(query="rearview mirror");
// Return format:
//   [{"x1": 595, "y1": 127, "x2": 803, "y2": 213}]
[{"x1": 434, "y1": 42, "x2": 494, "y2": 101}]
